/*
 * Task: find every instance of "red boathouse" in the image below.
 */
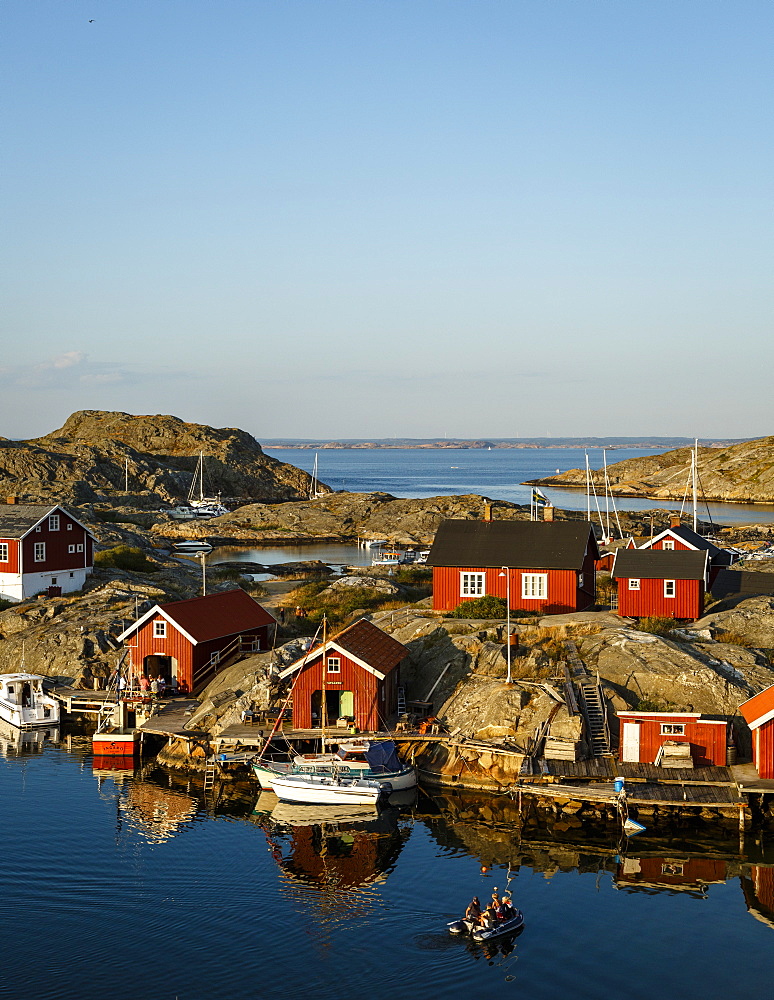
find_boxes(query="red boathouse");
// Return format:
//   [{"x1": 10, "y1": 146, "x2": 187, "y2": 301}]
[
  {"x1": 278, "y1": 618, "x2": 407, "y2": 732},
  {"x1": 611, "y1": 549, "x2": 708, "y2": 620},
  {"x1": 739, "y1": 685, "x2": 774, "y2": 780},
  {"x1": 618, "y1": 710, "x2": 728, "y2": 766},
  {"x1": 426, "y1": 519, "x2": 599, "y2": 614},
  {"x1": 117, "y1": 589, "x2": 276, "y2": 694}
]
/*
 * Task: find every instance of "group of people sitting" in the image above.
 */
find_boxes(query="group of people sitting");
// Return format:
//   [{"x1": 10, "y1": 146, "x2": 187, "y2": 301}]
[{"x1": 465, "y1": 889, "x2": 516, "y2": 929}]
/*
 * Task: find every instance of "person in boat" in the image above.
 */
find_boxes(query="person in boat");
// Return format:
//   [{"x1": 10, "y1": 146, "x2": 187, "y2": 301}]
[
  {"x1": 499, "y1": 896, "x2": 515, "y2": 920},
  {"x1": 465, "y1": 897, "x2": 482, "y2": 922},
  {"x1": 491, "y1": 888, "x2": 502, "y2": 912}
]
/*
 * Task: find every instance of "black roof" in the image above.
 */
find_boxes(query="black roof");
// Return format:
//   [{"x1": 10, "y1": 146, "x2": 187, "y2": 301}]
[
  {"x1": 646, "y1": 525, "x2": 723, "y2": 556},
  {"x1": 426, "y1": 519, "x2": 598, "y2": 570},
  {"x1": 612, "y1": 548, "x2": 708, "y2": 581},
  {"x1": 711, "y1": 569, "x2": 774, "y2": 601},
  {"x1": 0, "y1": 504, "x2": 59, "y2": 538}
]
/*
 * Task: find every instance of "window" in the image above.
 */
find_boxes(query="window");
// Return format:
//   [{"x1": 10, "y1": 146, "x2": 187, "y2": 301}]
[
  {"x1": 67, "y1": 523, "x2": 72, "y2": 531},
  {"x1": 153, "y1": 620, "x2": 167, "y2": 638},
  {"x1": 0, "y1": 543, "x2": 7, "y2": 562},
  {"x1": 662, "y1": 540, "x2": 675, "y2": 550},
  {"x1": 68, "y1": 545, "x2": 75, "y2": 554},
  {"x1": 664, "y1": 579, "x2": 676, "y2": 598},
  {"x1": 661, "y1": 723, "x2": 685, "y2": 735},
  {"x1": 51, "y1": 577, "x2": 57, "y2": 585},
  {"x1": 460, "y1": 572, "x2": 485, "y2": 598},
  {"x1": 69, "y1": 572, "x2": 74, "y2": 578},
  {"x1": 578, "y1": 573, "x2": 584, "y2": 588},
  {"x1": 36, "y1": 526, "x2": 41, "y2": 532},
  {"x1": 34, "y1": 542, "x2": 45, "y2": 562},
  {"x1": 326, "y1": 657, "x2": 341, "y2": 674},
  {"x1": 76, "y1": 544, "x2": 84, "y2": 553},
  {"x1": 662, "y1": 862, "x2": 684, "y2": 876},
  {"x1": 522, "y1": 573, "x2": 548, "y2": 600},
  {"x1": 49, "y1": 515, "x2": 60, "y2": 531},
  {"x1": 628, "y1": 579, "x2": 640, "y2": 590}
]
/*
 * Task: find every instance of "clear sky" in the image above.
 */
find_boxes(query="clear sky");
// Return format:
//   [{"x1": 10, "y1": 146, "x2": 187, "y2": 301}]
[{"x1": 2, "y1": 1, "x2": 772, "y2": 441}]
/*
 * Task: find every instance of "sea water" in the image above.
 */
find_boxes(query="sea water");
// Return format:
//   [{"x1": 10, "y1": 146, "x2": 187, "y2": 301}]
[{"x1": 1, "y1": 736, "x2": 773, "y2": 1000}]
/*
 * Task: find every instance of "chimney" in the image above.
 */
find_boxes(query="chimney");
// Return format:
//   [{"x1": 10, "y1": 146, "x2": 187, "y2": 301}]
[
  {"x1": 670, "y1": 515, "x2": 681, "y2": 529},
  {"x1": 483, "y1": 502, "x2": 493, "y2": 522},
  {"x1": 6, "y1": 496, "x2": 17, "y2": 505},
  {"x1": 543, "y1": 505, "x2": 554, "y2": 522}
]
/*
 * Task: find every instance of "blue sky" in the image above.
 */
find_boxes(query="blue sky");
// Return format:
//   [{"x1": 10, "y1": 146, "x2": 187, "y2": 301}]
[{"x1": 2, "y1": 1, "x2": 772, "y2": 440}]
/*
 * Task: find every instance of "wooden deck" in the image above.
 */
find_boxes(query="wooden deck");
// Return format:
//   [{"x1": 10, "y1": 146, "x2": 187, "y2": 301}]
[
  {"x1": 518, "y1": 779, "x2": 744, "y2": 809},
  {"x1": 137, "y1": 700, "x2": 206, "y2": 738},
  {"x1": 731, "y1": 762, "x2": 774, "y2": 794}
]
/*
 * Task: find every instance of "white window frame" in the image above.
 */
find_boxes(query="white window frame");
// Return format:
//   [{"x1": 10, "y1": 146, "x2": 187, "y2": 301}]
[
  {"x1": 76, "y1": 543, "x2": 84, "y2": 553},
  {"x1": 68, "y1": 544, "x2": 75, "y2": 554},
  {"x1": 460, "y1": 572, "x2": 486, "y2": 598},
  {"x1": 628, "y1": 579, "x2": 640, "y2": 590},
  {"x1": 153, "y1": 620, "x2": 167, "y2": 638},
  {"x1": 34, "y1": 542, "x2": 46, "y2": 562},
  {"x1": 49, "y1": 514, "x2": 60, "y2": 531},
  {"x1": 326, "y1": 656, "x2": 341, "y2": 674},
  {"x1": 578, "y1": 572, "x2": 584, "y2": 588},
  {"x1": 522, "y1": 573, "x2": 548, "y2": 600},
  {"x1": 0, "y1": 543, "x2": 8, "y2": 562},
  {"x1": 67, "y1": 523, "x2": 73, "y2": 531},
  {"x1": 662, "y1": 540, "x2": 675, "y2": 550},
  {"x1": 664, "y1": 579, "x2": 676, "y2": 598},
  {"x1": 660, "y1": 723, "x2": 685, "y2": 736}
]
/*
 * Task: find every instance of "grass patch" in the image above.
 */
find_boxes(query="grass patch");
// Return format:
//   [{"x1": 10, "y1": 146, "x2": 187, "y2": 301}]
[
  {"x1": 714, "y1": 630, "x2": 757, "y2": 648},
  {"x1": 94, "y1": 545, "x2": 159, "y2": 574},
  {"x1": 396, "y1": 566, "x2": 432, "y2": 587},
  {"x1": 636, "y1": 617, "x2": 679, "y2": 638}
]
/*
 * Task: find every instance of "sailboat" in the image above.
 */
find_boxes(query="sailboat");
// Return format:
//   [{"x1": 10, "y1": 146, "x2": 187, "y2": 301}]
[
  {"x1": 187, "y1": 452, "x2": 228, "y2": 516},
  {"x1": 308, "y1": 452, "x2": 325, "y2": 500}
]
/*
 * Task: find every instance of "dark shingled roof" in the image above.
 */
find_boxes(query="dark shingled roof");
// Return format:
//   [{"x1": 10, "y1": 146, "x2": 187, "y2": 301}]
[
  {"x1": 612, "y1": 549, "x2": 708, "y2": 581},
  {"x1": 426, "y1": 519, "x2": 598, "y2": 570},
  {"x1": 158, "y1": 588, "x2": 275, "y2": 642},
  {"x1": 0, "y1": 504, "x2": 59, "y2": 538},
  {"x1": 280, "y1": 618, "x2": 407, "y2": 680},
  {"x1": 711, "y1": 569, "x2": 774, "y2": 601}
]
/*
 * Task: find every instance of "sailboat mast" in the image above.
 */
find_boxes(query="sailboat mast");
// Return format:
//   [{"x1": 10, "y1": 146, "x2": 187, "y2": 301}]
[
  {"x1": 585, "y1": 452, "x2": 591, "y2": 521},
  {"x1": 692, "y1": 439, "x2": 698, "y2": 532},
  {"x1": 320, "y1": 615, "x2": 327, "y2": 751}
]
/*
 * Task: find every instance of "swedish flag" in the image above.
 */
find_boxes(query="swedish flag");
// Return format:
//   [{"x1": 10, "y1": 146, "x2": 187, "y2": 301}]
[{"x1": 532, "y1": 488, "x2": 550, "y2": 507}]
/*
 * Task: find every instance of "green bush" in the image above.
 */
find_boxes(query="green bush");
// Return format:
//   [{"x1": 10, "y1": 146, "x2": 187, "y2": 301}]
[
  {"x1": 449, "y1": 595, "x2": 507, "y2": 619},
  {"x1": 636, "y1": 616, "x2": 677, "y2": 638},
  {"x1": 0, "y1": 598, "x2": 14, "y2": 612},
  {"x1": 396, "y1": 566, "x2": 432, "y2": 587},
  {"x1": 94, "y1": 545, "x2": 159, "y2": 574}
]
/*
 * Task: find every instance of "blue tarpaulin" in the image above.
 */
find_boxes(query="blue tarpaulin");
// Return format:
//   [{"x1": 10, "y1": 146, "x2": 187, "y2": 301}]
[{"x1": 365, "y1": 740, "x2": 402, "y2": 773}]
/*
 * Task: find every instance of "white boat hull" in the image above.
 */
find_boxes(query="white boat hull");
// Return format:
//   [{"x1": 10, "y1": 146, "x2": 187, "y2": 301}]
[
  {"x1": 268, "y1": 773, "x2": 386, "y2": 806},
  {"x1": 0, "y1": 674, "x2": 60, "y2": 729},
  {"x1": 252, "y1": 760, "x2": 416, "y2": 791}
]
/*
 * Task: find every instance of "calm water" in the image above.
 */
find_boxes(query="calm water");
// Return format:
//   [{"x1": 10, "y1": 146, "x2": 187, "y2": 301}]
[
  {"x1": 265, "y1": 447, "x2": 774, "y2": 525},
  {"x1": 2, "y1": 733, "x2": 774, "y2": 1000}
]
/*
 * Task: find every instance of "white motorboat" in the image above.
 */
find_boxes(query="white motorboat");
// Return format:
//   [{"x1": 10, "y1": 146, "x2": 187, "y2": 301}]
[
  {"x1": 0, "y1": 673, "x2": 60, "y2": 729},
  {"x1": 251, "y1": 739, "x2": 417, "y2": 791},
  {"x1": 173, "y1": 540, "x2": 214, "y2": 553},
  {"x1": 371, "y1": 548, "x2": 402, "y2": 566},
  {"x1": 268, "y1": 771, "x2": 389, "y2": 806}
]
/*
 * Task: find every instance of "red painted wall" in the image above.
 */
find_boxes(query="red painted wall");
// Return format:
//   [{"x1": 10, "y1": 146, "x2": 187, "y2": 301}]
[
  {"x1": 619, "y1": 714, "x2": 727, "y2": 766},
  {"x1": 617, "y1": 856, "x2": 726, "y2": 890},
  {"x1": 291, "y1": 650, "x2": 398, "y2": 732},
  {"x1": 0, "y1": 539, "x2": 20, "y2": 573},
  {"x1": 432, "y1": 565, "x2": 594, "y2": 614},
  {"x1": 754, "y1": 721, "x2": 774, "y2": 780},
  {"x1": 616, "y1": 577, "x2": 704, "y2": 620},
  {"x1": 19, "y1": 510, "x2": 93, "y2": 573}
]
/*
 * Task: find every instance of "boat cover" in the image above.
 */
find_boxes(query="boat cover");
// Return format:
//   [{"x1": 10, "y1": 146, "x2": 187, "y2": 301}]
[{"x1": 365, "y1": 741, "x2": 403, "y2": 773}]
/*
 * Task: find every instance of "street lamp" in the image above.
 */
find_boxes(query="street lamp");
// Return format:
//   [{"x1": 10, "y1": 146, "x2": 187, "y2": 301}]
[{"x1": 499, "y1": 566, "x2": 511, "y2": 683}]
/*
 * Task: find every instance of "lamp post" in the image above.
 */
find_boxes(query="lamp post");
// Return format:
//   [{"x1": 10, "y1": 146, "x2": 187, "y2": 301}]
[{"x1": 499, "y1": 566, "x2": 511, "y2": 683}]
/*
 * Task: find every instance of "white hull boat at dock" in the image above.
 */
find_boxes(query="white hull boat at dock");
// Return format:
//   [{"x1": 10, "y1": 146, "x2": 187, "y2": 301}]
[
  {"x1": 0, "y1": 673, "x2": 60, "y2": 729},
  {"x1": 250, "y1": 739, "x2": 417, "y2": 791},
  {"x1": 268, "y1": 771, "x2": 388, "y2": 806}
]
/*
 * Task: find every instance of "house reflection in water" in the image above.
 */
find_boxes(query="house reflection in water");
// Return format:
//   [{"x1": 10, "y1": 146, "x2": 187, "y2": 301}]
[
  {"x1": 742, "y1": 866, "x2": 774, "y2": 931},
  {"x1": 120, "y1": 779, "x2": 198, "y2": 844},
  {"x1": 615, "y1": 856, "x2": 728, "y2": 897},
  {"x1": 253, "y1": 791, "x2": 411, "y2": 922}
]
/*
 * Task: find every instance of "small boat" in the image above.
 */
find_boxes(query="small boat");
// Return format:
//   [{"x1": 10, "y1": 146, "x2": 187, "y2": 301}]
[
  {"x1": 173, "y1": 539, "x2": 214, "y2": 553},
  {"x1": 624, "y1": 817, "x2": 647, "y2": 837},
  {"x1": 371, "y1": 549, "x2": 402, "y2": 566},
  {"x1": 167, "y1": 505, "x2": 197, "y2": 520},
  {"x1": 92, "y1": 728, "x2": 138, "y2": 757},
  {"x1": 251, "y1": 739, "x2": 417, "y2": 791},
  {"x1": 0, "y1": 673, "x2": 60, "y2": 729},
  {"x1": 188, "y1": 451, "x2": 228, "y2": 514},
  {"x1": 414, "y1": 550, "x2": 430, "y2": 564},
  {"x1": 448, "y1": 909, "x2": 525, "y2": 942},
  {"x1": 268, "y1": 771, "x2": 389, "y2": 806}
]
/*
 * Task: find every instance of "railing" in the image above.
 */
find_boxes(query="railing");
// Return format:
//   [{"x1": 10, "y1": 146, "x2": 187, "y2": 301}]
[{"x1": 201, "y1": 635, "x2": 264, "y2": 683}]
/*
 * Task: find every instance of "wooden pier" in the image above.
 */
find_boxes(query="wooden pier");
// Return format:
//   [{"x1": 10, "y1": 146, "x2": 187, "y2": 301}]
[{"x1": 51, "y1": 686, "x2": 120, "y2": 724}]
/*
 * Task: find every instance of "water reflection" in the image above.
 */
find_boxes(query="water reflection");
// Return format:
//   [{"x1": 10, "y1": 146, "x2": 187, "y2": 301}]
[
  {"x1": 614, "y1": 855, "x2": 728, "y2": 897},
  {"x1": 0, "y1": 717, "x2": 60, "y2": 757}
]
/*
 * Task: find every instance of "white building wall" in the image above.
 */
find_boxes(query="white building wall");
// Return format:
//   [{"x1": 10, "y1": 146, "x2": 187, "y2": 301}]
[
  {"x1": 0, "y1": 567, "x2": 91, "y2": 602},
  {"x1": 0, "y1": 573, "x2": 25, "y2": 602}
]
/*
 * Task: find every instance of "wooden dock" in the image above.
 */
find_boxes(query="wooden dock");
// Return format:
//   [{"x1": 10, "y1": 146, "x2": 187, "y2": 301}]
[
  {"x1": 51, "y1": 686, "x2": 119, "y2": 721},
  {"x1": 137, "y1": 700, "x2": 206, "y2": 739}
]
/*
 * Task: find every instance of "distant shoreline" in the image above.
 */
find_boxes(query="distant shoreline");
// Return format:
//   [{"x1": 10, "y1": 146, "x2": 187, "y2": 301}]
[{"x1": 263, "y1": 437, "x2": 747, "y2": 451}]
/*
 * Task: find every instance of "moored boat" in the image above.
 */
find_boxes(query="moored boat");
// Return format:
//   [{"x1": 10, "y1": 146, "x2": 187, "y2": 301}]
[
  {"x1": 0, "y1": 673, "x2": 60, "y2": 729},
  {"x1": 173, "y1": 540, "x2": 214, "y2": 553},
  {"x1": 268, "y1": 771, "x2": 389, "y2": 806},
  {"x1": 92, "y1": 728, "x2": 138, "y2": 756},
  {"x1": 251, "y1": 739, "x2": 417, "y2": 791}
]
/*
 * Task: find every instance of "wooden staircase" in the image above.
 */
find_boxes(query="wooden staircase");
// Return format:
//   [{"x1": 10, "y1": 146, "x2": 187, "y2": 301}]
[{"x1": 578, "y1": 679, "x2": 611, "y2": 757}]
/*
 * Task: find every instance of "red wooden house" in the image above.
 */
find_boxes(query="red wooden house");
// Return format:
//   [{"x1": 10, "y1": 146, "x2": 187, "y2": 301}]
[
  {"x1": 117, "y1": 588, "x2": 276, "y2": 694},
  {"x1": 618, "y1": 710, "x2": 728, "y2": 766},
  {"x1": 611, "y1": 549, "x2": 708, "y2": 620},
  {"x1": 426, "y1": 519, "x2": 599, "y2": 614},
  {"x1": 639, "y1": 518, "x2": 739, "y2": 584},
  {"x1": 739, "y1": 685, "x2": 774, "y2": 780},
  {"x1": 0, "y1": 502, "x2": 95, "y2": 602},
  {"x1": 278, "y1": 618, "x2": 407, "y2": 732}
]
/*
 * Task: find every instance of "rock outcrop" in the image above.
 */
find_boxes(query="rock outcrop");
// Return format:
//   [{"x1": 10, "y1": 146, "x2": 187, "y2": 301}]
[
  {"x1": 527, "y1": 436, "x2": 774, "y2": 504},
  {"x1": 0, "y1": 410, "x2": 319, "y2": 506}
]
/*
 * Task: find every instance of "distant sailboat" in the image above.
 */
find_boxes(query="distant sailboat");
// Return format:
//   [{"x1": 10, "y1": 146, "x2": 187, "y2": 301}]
[
  {"x1": 188, "y1": 452, "x2": 228, "y2": 515},
  {"x1": 308, "y1": 452, "x2": 325, "y2": 499}
]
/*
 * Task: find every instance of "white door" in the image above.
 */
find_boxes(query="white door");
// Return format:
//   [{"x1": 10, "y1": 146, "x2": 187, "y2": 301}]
[{"x1": 622, "y1": 722, "x2": 640, "y2": 763}]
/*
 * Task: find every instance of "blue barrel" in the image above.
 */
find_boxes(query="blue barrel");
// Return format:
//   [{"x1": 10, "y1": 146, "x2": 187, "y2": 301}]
[{"x1": 614, "y1": 777, "x2": 625, "y2": 793}]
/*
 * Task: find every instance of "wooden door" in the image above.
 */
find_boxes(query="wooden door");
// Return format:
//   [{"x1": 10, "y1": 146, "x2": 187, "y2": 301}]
[
  {"x1": 622, "y1": 722, "x2": 640, "y2": 762},
  {"x1": 340, "y1": 691, "x2": 354, "y2": 717}
]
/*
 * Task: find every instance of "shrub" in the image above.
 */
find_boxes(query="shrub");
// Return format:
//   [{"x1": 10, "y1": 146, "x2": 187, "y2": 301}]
[
  {"x1": 396, "y1": 566, "x2": 432, "y2": 587},
  {"x1": 0, "y1": 598, "x2": 14, "y2": 612},
  {"x1": 636, "y1": 617, "x2": 678, "y2": 638},
  {"x1": 94, "y1": 545, "x2": 159, "y2": 573},
  {"x1": 635, "y1": 696, "x2": 672, "y2": 712},
  {"x1": 449, "y1": 595, "x2": 507, "y2": 619},
  {"x1": 714, "y1": 630, "x2": 756, "y2": 648}
]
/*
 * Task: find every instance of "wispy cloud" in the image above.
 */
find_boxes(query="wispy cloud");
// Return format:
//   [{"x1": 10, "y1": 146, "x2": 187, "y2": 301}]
[{"x1": 0, "y1": 352, "x2": 199, "y2": 391}]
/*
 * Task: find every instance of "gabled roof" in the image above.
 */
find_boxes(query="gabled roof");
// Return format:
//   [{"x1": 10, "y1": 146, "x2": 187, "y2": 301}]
[
  {"x1": 611, "y1": 548, "x2": 709, "y2": 581},
  {"x1": 426, "y1": 519, "x2": 598, "y2": 570},
  {"x1": 0, "y1": 503, "x2": 96, "y2": 540},
  {"x1": 278, "y1": 618, "x2": 407, "y2": 682},
  {"x1": 640, "y1": 525, "x2": 722, "y2": 556},
  {"x1": 740, "y1": 685, "x2": 774, "y2": 731},
  {"x1": 117, "y1": 588, "x2": 275, "y2": 645},
  {"x1": 711, "y1": 569, "x2": 774, "y2": 601}
]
